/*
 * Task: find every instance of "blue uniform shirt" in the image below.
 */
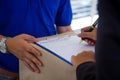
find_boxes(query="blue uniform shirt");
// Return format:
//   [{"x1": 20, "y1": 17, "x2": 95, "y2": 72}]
[{"x1": 0, "y1": 0, "x2": 72, "y2": 73}]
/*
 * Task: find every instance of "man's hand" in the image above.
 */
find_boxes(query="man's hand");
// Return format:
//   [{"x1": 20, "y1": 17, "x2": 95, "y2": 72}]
[
  {"x1": 6, "y1": 34, "x2": 42, "y2": 73},
  {"x1": 78, "y1": 26, "x2": 97, "y2": 46},
  {"x1": 71, "y1": 51, "x2": 95, "y2": 69}
]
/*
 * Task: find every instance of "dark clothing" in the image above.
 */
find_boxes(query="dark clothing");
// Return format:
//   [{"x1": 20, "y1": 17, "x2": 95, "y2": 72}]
[
  {"x1": 76, "y1": 0, "x2": 120, "y2": 80},
  {"x1": 76, "y1": 62, "x2": 96, "y2": 80}
]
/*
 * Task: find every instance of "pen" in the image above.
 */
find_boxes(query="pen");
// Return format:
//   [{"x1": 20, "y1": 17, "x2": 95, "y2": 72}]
[{"x1": 80, "y1": 18, "x2": 98, "y2": 43}]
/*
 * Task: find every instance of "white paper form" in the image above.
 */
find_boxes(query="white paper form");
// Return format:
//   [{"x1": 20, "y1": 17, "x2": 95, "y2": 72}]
[{"x1": 37, "y1": 35, "x2": 94, "y2": 64}]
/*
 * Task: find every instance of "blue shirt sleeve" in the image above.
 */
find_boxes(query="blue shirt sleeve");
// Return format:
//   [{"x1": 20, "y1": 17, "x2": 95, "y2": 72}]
[{"x1": 55, "y1": 0, "x2": 73, "y2": 26}]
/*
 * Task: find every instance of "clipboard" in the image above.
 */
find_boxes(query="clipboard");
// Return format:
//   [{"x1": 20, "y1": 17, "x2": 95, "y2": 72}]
[{"x1": 19, "y1": 32, "x2": 94, "y2": 80}]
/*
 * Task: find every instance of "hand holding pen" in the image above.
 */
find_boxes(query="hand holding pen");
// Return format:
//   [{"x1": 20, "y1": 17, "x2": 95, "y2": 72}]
[{"x1": 78, "y1": 18, "x2": 98, "y2": 46}]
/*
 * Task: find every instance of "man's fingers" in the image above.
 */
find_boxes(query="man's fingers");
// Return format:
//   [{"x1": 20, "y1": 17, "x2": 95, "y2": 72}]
[
  {"x1": 21, "y1": 50, "x2": 42, "y2": 73},
  {"x1": 77, "y1": 33, "x2": 82, "y2": 37},
  {"x1": 22, "y1": 61, "x2": 34, "y2": 72},
  {"x1": 26, "y1": 45, "x2": 42, "y2": 56},
  {"x1": 78, "y1": 32, "x2": 92, "y2": 39},
  {"x1": 81, "y1": 26, "x2": 91, "y2": 32},
  {"x1": 25, "y1": 45, "x2": 43, "y2": 66},
  {"x1": 71, "y1": 55, "x2": 76, "y2": 65},
  {"x1": 82, "y1": 32, "x2": 93, "y2": 39},
  {"x1": 71, "y1": 55, "x2": 75, "y2": 60},
  {"x1": 26, "y1": 52, "x2": 43, "y2": 67},
  {"x1": 20, "y1": 34, "x2": 38, "y2": 42},
  {"x1": 24, "y1": 57, "x2": 40, "y2": 73}
]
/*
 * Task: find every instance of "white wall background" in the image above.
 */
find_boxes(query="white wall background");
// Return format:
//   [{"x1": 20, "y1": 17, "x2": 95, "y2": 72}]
[{"x1": 70, "y1": 0, "x2": 98, "y2": 31}]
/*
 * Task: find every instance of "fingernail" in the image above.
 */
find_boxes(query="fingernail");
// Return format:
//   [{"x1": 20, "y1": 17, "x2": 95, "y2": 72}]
[
  {"x1": 37, "y1": 52, "x2": 41, "y2": 56},
  {"x1": 39, "y1": 53, "x2": 42, "y2": 56},
  {"x1": 38, "y1": 62, "x2": 42, "y2": 66},
  {"x1": 40, "y1": 53, "x2": 42, "y2": 56},
  {"x1": 40, "y1": 63, "x2": 43, "y2": 66},
  {"x1": 36, "y1": 70, "x2": 40, "y2": 73},
  {"x1": 38, "y1": 53, "x2": 41, "y2": 56}
]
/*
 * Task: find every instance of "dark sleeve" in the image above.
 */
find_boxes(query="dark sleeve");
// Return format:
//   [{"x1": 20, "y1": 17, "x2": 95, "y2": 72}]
[
  {"x1": 95, "y1": 0, "x2": 120, "y2": 80},
  {"x1": 76, "y1": 62, "x2": 96, "y2": 80}
]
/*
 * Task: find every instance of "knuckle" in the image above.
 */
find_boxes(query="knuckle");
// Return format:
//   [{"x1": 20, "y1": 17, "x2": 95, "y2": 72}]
[
  {"x1": 32, "y1": 57, "x2": 38, "y2": 63},
  {"x1": 21, "y1": 57, "x2": 26, "y2": 61}
]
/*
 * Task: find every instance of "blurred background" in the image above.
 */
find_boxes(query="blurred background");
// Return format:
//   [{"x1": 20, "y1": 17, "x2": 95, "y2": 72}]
[{"x1": 70, "y1": 0, "x2": 98, "y2": 33}]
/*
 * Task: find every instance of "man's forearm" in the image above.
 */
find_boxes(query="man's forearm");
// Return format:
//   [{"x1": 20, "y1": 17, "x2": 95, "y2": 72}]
[{"x1": 56, "y1": 26, "x2": 73, "y2": 34}]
